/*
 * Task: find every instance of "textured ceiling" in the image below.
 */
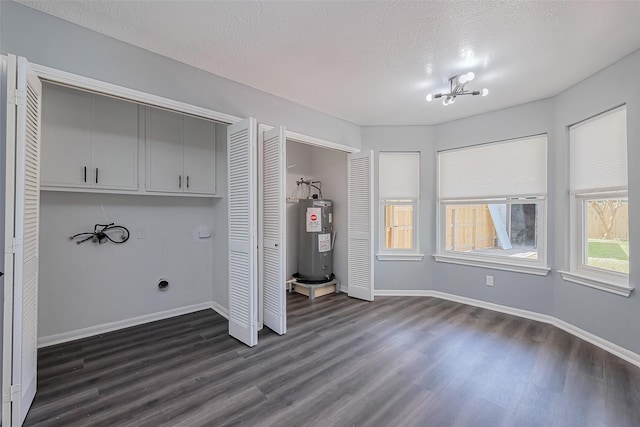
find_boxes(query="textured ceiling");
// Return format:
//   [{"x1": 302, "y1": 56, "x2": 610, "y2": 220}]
[{"x1": 15, "y1": 1, "x2": 640, "y2": 125}]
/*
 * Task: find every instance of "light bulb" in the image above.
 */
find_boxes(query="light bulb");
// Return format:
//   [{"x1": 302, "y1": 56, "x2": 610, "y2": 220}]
[
  {"x1": 442, "y1": 97, "x2": 450, "y2": 106},
  {"x1": 481, "y1": 88, "x2": 489, "y2": 96},
  {"x1": 459, "y1": 71, "x2": 475, "y2": 84},
  {"x1": 426, "y1": 94, "x2": 433, "y2": 102},
  {"x1": 450, "y1": 96, "x2": 456, "y2": 104}
]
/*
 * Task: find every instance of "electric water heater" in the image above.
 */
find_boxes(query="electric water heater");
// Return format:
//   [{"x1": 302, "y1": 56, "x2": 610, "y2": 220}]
[{"x1": 297, "y1": 199, "x2": 334, "y2": 282}]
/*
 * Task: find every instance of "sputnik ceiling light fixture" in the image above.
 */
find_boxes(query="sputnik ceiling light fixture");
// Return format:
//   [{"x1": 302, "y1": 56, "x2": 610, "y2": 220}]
[{"x1": 426, "y1": 72, "x2": 489, "y2": 106}]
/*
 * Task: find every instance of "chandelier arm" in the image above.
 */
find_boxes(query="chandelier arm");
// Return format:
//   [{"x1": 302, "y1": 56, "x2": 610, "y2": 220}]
[{"x1": 438, "y1": 91, "x2": 478, "y2": 97}]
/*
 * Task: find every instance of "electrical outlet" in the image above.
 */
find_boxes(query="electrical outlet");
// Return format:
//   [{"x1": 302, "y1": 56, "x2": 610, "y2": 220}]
[
  {"x1": 137, "y1": 227, "x2": 147, "y2": 239},
  {"x1": 486, "y1": 275, "x2": 494, "y2": 286}
]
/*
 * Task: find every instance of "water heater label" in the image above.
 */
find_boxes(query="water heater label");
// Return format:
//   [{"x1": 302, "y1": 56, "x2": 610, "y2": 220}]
[
  {"x1": 318, "y1": 233, "x2": 331, "y2": 252},
  {"x1": 306, "y1": 207, "x2": 322, "y2": 232}
]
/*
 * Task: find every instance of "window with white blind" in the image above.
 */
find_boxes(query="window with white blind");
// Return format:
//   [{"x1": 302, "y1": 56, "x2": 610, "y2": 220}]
[
  {"x1": 560, "y1": 106, "x2": 631, "y2": 296},
  {"x1": 377, "y1": 152, "x2": 422, "y2": 260},
  {"x1": 435, "y1": 135, "x2": 549, "y2": 275}
]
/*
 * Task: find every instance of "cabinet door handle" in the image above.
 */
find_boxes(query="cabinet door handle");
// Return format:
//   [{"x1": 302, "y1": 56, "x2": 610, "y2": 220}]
[
  {"x1": 84, "y1": 166, "x2": 87, "y2": 183},
  {"x1": 95, "y1": 168, "x2": 99, "y2": 184},
  {"x1": 179, "y1": 175, "x2": 182, "y2": 188},
  {"x1": 186, "y1": 176, "x2": 190, "y2": 189}
]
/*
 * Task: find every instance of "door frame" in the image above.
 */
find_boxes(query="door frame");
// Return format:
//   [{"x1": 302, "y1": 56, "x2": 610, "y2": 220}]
[{"x1": 256, "y1": 125, "x2": 362, "y2": 323}]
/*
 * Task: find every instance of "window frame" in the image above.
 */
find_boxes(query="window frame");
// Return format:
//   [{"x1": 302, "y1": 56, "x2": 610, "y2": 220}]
[
  {"x1": 561, "y1": 190, "x2": 631, "y2": 296},
  {"x1": 434, "y1": 134, "x2": 549, "y2": 275},
  {"x1": 435, "y1": 197, "x2": 549, "y2": 275},
  {"x1": 378, "y1": 198, "x2": 419, "y2": 256},
  {"x1": 559, "y1": 105, "x2": 633, "y2": 297},
  {"x1": 376, "y1": 152, "x2": 423, "y2": 261}
]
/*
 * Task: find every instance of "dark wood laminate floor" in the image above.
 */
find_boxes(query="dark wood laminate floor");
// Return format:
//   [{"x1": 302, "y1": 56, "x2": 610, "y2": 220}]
[{"x1": 25, "y1": 293, "x2": 640, "y2": 427}]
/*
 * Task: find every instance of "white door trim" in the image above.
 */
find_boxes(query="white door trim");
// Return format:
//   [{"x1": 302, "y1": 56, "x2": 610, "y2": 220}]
[
  {"x1": 286, "y1": 130, "x2": 359, "y2": 154},
  {"x1": 1, "y1": 53, "x2": 17, "y2": 427}
]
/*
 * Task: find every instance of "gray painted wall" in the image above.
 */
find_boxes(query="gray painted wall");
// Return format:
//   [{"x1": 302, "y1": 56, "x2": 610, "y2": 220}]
[
  {"x1": 285, "y1": 141, "x2": 314, "y2": 280},
  {"x1": 211, "y1": 124, "x2": 228, "y2": 311},
  {"x1": 360, "y1": 126, "x2": 437, "y2": 291},
  {"x1": 1, "y1": 0, "x2": 639, "y2": 359},
  {"x1": 310, "y1": 145, "x2": 348, "y2": 290},
  {"x1": 284, "y1": 141, "x2": 348, "y2": 291},
  {"x1": 39, "y1": 192, "x2": 215, "y2": 338},
  {"x1": 432, "y1": 99, "x2": 555, "y2": 316},
  {"x1": 551, "y1": 49, "x2": 640, "y2": 354},
  {"x1": 361, "y1": 50, "x2": 640, "y2": 354},
  {"x1": 0, "y1": 0, "x2": 360, "y2": 322},
  {"x1": 0, "y1": 1, "x2": 361, "y2": 150}
]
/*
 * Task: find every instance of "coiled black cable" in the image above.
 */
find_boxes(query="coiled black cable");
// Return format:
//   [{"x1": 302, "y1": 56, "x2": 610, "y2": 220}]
[{"x1": 69, "y1": 223, "x2": 130, "y2": 245}]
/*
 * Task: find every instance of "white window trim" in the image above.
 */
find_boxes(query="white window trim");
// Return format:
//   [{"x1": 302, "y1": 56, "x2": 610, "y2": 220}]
[
  {"x1": 377, "y1": 151, "x2": 421, "y2": 261},
  {"x1": 559, "y1": 270, "x2": 633, "y2": 297},
  {"x1": 377, "y1": 199, "x2": 423, "y2": 261},
  {"x1": 435, "y1": 197, "x2": 549, "y2": 275},
  {"x1": 377, "y1": 253, "x2": 425, "y2": 261},
  {"x1": 433, "y1": 253, "x2": 550, "y2": 275},
  {"x1": 562, "y1": 190, "x2": 631, "y2": 296}
]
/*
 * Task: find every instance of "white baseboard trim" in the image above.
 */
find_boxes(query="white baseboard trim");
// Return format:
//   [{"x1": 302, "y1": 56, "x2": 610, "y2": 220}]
[
  {"x1": 38, "y1": 302, "x2": 215, "y2": 348},
  {"x1": 374, "y1": 289, "x2": 640, "y2": 368},
  {"x1": 210, "y1": 300, "x2": 229, "y2": 319}
]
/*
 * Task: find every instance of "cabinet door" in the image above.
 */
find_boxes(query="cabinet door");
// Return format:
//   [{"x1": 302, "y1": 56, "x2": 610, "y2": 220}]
[
  {"x1": 146, "y1": 108, "x2": 183, "y2": 192},
  {"x1": 183, "y1": 115, "x2": 215, "y2": 194},
  {"x1": 91, "y1": 95, "x2": 138, "y2": 190},
  {"x1": 40, "y1": 83, "x2": 91, "y2": 188}
]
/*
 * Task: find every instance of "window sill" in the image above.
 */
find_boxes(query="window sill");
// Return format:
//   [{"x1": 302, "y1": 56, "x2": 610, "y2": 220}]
[
  {"x1": 559, "y1": 270, "x2": 633, "y2": 297},
  {"x1": 376, "y1": 253, "x2": 425, "y2": 261},
  {"x1": 433, "y1": 254, "x2": 550, "y2": 276}
]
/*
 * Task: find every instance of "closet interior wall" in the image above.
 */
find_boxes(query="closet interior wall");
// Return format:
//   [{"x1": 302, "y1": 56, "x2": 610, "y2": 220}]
[
  {"x1": 38, "y1": 82, "x2": 227, "y2": 343},
  {"x1": 286, "y1": 140, "x2": 348, "y2": 291}
]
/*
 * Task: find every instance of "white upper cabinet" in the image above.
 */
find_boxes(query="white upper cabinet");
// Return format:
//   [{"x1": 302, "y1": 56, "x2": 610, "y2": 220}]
[
  {"x1": 146, "y1": 108, "x2": 184, "y2": 193},
  {"x1": 40, "y1": 83, "x2": 216, "y2": 196},
  {"x1": 183, "y1": 115, "x2": 215, "y2": 194},
  {"x1": 146, "y1": 107, "x2": 216, "y2": 195},
  {"x1": 41, "y1": 83, "x2": 138, "y2": 190},
  {"x1": 41, "y1": 84, "x2": 92, "y2": 188},
  {"x1": 91, "y1": 95, "x2": 138, "y2": 190}
]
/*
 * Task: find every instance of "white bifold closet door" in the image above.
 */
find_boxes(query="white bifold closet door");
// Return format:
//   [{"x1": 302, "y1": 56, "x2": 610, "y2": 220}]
[
  {"x1": 2, "y1": 54, "x2": 42, "y2": 426},
  {"x1": 259, "y1": 126, "x2": 286, "y2": 335},
  {"x1": 347, "y1": 150, "x2": 374, "y2": 301},
  {"x1": 227, "y1": 118, "x2": 259, "y2": 347}
]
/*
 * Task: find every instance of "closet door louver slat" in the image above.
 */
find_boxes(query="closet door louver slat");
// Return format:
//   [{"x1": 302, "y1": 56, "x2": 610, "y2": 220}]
[
  {"x1": 227, "y1": 118, "x2": 258, "y2": 347},
  {"x1": 260, "y1": 126, "x2": 286, "y2": 335},
  {"x1": 2, "y1": 54, "x2": 42, "y2": 426},
  {"x1": 347, "y1": 150, "x2": 374, "y2": 301}
]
